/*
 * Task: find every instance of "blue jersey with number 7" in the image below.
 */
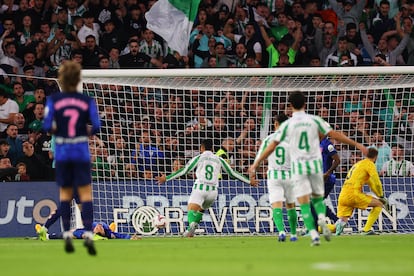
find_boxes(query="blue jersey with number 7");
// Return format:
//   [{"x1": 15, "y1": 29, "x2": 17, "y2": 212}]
[{"x1": 43, "y1": 92, "x2": 101, "y2": 162}]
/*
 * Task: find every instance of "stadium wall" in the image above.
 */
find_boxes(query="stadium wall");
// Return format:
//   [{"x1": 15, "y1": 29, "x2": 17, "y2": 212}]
[{"x1": 0, "y1": 178, "x2": 412, "y2": 237}]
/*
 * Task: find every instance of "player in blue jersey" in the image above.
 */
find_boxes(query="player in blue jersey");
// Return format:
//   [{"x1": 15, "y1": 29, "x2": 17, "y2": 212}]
[
  {"x1": 46, "y1": 221, "x2": 139, "y2": 240},
  {"x1": 311, "y1": 137, "x2": 340, "y2": 231},
  {"x1": 43, "y1": 61, "x2": 101, "y2": 255}
]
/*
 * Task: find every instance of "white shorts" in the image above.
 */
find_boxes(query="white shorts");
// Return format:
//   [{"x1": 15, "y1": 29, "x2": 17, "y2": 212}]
[
  {"x1": 267, "y1": 178, "x2": 295, "y2": 204},
  {"x1": 188, "y1": 184, "x2": 218, "y2": 210},
  {"x1": 292, "y1": 173, "x2": 324, "y2": 198}
]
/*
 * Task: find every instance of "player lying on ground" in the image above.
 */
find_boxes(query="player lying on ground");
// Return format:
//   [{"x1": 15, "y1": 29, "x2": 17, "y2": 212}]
[{"x1": 36, "y1": 221, "x2": 140, "y2": 240}]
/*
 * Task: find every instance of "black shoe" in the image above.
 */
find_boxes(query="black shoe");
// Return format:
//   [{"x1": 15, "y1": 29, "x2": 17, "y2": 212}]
[
  {"x1": 64, "y1": 237, "x2": 75, "y2": 253},
  {"x1": 84, "y1": 237, "x2": 97, "y2": 256}
]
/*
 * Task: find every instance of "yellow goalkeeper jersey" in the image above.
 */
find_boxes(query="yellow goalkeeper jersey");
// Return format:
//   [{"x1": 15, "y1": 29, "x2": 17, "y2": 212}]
[{"x1": 342, "y1": 158, "x2": 384, "y2": 197}]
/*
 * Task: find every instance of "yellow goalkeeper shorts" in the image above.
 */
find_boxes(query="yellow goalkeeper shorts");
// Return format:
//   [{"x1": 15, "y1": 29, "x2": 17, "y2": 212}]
[{"x1": 337, "y1": 188, "x2": 373, "y2": 218}]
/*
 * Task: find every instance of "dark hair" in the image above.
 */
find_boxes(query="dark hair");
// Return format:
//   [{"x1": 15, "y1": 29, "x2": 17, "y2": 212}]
[
  {"x1": 367, "y1": 147, "x2": 379, "y2": 159},
  {"x1": 202, "y1": 139, "x2": 213, "y2": 150},
  {"x1": 276, "y1": 113, "x2": 289, "y2": 124},
  {"x1": 288, "y1": 91, "x2": 306, "y2": 109}
]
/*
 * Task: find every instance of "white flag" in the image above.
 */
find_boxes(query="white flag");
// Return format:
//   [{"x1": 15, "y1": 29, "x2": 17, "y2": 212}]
[{"x1": 145, "y1": 0, "x2": 201, "y2": 56}]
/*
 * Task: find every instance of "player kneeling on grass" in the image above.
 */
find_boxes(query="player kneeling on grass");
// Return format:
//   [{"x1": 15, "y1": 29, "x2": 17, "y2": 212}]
[
  {"x1": 335, "y1": 147, "x2": 389, "y2": 235},
  {"x1": 156, "y1": 139, "x2": 257, "y2": 237}
]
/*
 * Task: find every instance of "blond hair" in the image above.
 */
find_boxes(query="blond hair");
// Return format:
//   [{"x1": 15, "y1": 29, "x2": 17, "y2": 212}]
[{"x1": 58, "y1": 61, "x2": 81, "y2": 92}]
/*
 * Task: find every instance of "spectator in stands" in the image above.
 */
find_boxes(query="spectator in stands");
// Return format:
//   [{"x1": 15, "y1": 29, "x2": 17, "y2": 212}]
[
  {"x1": 380, "y1": 143, "x2": 414, "y2": 176},
  {"x1": 370, "y1": 129, "x2": 391, "y2": 172},
  {"x1": 19, "y1": 65, "x2": 44, "y2": 94},
  {"x1": 236, "y1": 118, "x2": 259, "y2": 147},
  {"x1": 328, "y1": 0, "x2": 365, "y2": 28},
  {"x1": 192, "y1": 33, "x2": 216, "y2": 64},
  {"x1": 16, "y1": 14, "x2": 35, "y2": 48},
  {"x1": 18, "y1": 50, "x2": 45, "y2": 77},
  {"x1": 14, "y1": 161, "x2": 30, "y2": 181},
  {"x1": 325, "y1": 36, "x2": 358, "y2": 66},
  {"x1": 139, "y1": 28, "x2": 163, "y2": 67},
  {"x1": 12, "y1": 82, "x2": 34, "y2": 114},
  {"x1": 6, "y1": 124, "x2": 23, "y2": 166},
  {"x1": 119, "y1": 39, "x2": 162, "y2": 68},
  {"x1": 65, "y1": 0, "x2": 88, "y2": 25},
  {"x1": 209, "y1": 115, "x2": 230, "y2": 150},
  {"x1": 0, "y1": 88, "x2": 18, "y2": 135},
  {"x1": 43, "y1": 70, "x2": 60, "y2": 96},
  {"x1": 47, "y1": 28, "x2": 73, "y2": 68},
  {"x1": 171, "y1": 158, "x2": 184, "y2": 173},
  {"x1": 231, "y1": 42, "x2": 248, "y2": 67},
  {"x1": 224, "y1": 20, "x2": 263, "y2": 65},
  {"x1": 0, "y1": 139, "x2": 10, "y2": 158},
  {"x1": 1, "y1": 17, "x2": 20, "y2": 49},
  {"x1": 396, "y1": 14, "x2": 414, "y2": 65},
  {"x1": 100, "y1": 19, "x2": 127, "y2": 54},
  {"x1": 216, "y1": 137, "x2": 236, "y2": 170},
  {"x1": 0, "y1": 40, "x2": 21, "y2": 71},
  {"x1": 77, "y1": 11, "x2": 101, "y2": 46},
  {"x1": 17, "y1": 141, "x2": 50, "y2": 180},
  {"x1": 162, "y1": 136, "x2": 181, "y2": 172},
  {"x1": 90, "y1": 139, "x2": 113, "y2": 179},
  {"x1": 11, "y1": 113, "x2": 28, "y2": 141},
  {"x1": 259, "y1": 20, "x2": 302, "y2": 67},
  {"x1": 190, "y1": 19, "x2": 231, "y2": 68},
  {"x1": 81, "y1": 34, "x2": 107, "y2": 69},
  {"x1": 344, "y1": 22, "x2": 361, "y2": 51},
  {"x1": 51, "y1": 7, "x2": 76, "y2": 42},
  {"x1": 27, "y1": 102, "x2": 45, "y2": 132},
  {"x1": 131, "y1": 130, "x2": 164, "y2": 176},
  {"x1": 108, "y1": 47, "x2": 121, "y2": 68},
  {"x1": 370, "y1": 0, "x2": 395, "y2": 44},
  {"x1": 98, "y1": 55, "x2": 110, "y2": 69},
  {"x1": 361, "y1": 14, "x2": 409, "y2": 66},
  {"x1": 39, "y1": 21, "x2": 53, "y2": 43},
  {"x1": 0, "y1": 156, "x2": 17, "y2": 181},
  {"x1": 201, "y1": 42, "x2": 231, "y2": 67},
  {"x1": 124, "y1": 5, "x2": 146, "y2": 40}
]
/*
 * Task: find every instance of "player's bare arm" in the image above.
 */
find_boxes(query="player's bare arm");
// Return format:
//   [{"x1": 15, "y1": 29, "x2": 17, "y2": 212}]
[
  {"x1": 328, "y1": 130, "x2": 368, "y2": 156},
  {"x1": 248, "y1": 140, "x2": 278, "y2": 175},
  {"x1": 156, "y1": 174, "x2": 167, "y2": 184}
]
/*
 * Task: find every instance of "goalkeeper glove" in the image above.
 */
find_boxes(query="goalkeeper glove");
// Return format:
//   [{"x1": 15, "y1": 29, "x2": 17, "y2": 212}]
[{"x1": 379, "y1": 196, "x2": 391, "y2": 213}]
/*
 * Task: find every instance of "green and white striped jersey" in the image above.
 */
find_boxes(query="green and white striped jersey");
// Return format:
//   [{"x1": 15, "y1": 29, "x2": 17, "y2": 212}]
[
  {"x1": 256, "y1": 133, "x2": 291, "y2": 180},
  {"x1": 166, "y1": 151, "x2": 249, "y2": 186},
  {"x1": 381, "y1": 159, "x2": 414, "y2": 176},
  {"x1": 273, "y1": 111, "x2": 332, "y2": 176},
  {"x1": 139, "y1": 40, "x2": 163, "y2": 59}
]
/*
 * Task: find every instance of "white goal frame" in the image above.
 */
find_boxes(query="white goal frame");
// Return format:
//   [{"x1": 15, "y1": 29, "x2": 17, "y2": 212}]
[{"x1": 82, "y1": 67, "x2": 414, "y2": 236}]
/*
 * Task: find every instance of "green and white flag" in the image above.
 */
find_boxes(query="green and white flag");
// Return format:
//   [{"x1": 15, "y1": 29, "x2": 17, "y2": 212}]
[{"x1": 145, "y1": 0, "x2": 201, "y2": 56}]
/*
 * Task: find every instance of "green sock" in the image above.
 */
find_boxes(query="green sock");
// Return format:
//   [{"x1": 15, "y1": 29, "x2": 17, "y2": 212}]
[
  {"x1": 187, "y1": 210, "x2": 203, "y2": 230},
  {"x1": 300, "y1": 203, "x2": 316, "y2": 231},
  {"x1": 287, "y1": 208, "x2": 297, "y2": 235},
  {"x1": 272, "y1": 208, "x2": 285, "y2": 233},
  {"x1": 311, "y1": 197, "x2": 326, "y2": 219}
]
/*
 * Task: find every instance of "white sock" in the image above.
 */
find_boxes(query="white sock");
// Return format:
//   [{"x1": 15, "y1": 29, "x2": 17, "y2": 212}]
[
  {"x1": 63, "y1": 231, "x2": 72, "y2": 239},
  {"x1": 83, "y1": 231, "x2": 93, "y2": 240}
]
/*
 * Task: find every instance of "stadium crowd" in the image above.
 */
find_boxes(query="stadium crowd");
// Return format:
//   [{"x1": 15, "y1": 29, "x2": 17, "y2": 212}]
[{"x1": 0, "y1": 0, "x2": 413, "y2": 181}]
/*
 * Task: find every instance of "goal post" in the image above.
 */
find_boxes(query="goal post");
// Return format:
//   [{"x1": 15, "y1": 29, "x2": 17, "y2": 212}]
[{"x1": 81, "y1": 67, "x2": 414, "y2": 235}]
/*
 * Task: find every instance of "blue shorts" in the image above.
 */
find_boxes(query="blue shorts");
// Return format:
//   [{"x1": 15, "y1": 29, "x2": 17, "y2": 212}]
[{"x1": 55, "y1": 161, "x2": 92, "y2": 188}]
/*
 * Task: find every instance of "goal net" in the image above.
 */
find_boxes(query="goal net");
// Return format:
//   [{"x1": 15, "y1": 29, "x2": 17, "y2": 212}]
[{"x1": 80, "y1": 67, "x2": 413, "y2": 236}]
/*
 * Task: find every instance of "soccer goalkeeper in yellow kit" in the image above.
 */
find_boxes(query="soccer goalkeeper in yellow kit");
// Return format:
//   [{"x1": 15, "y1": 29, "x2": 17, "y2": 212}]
[{"x1": 335, "y1": 147, "x2": 388, "y2": 235}]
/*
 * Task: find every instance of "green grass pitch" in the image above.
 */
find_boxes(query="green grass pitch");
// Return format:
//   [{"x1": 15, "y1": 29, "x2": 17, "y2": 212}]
[{"x1": 1, "y1": 234, "x2": 413, "y2": 275}]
